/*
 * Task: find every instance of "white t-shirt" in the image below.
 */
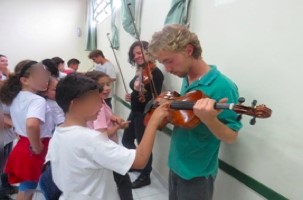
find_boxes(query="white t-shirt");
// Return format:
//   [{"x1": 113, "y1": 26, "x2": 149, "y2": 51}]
[
  {"x1": 10, "y1": 91, "x2": 52, "y2": 138},
  {"x1": 59, "y1": 72, "x2": 67, "y2": 79},
  {"x1": 95, "y1": 61, "x2": 116, "y2": 98},
  {"x1": 46, "y1": 126, "x2": 136, "y2": 200},
  {"x1": 46, "y1": 99, "x2": 65, "y2": 132},
  {"x1": 0, "y1": 73, "x2": 7, "y2": 81},
  {"x1": 1, "y1": 104, "x2": 17, "y2": 146}
]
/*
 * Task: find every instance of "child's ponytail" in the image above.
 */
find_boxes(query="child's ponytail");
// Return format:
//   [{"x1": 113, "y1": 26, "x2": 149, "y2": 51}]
[
  {"x1": 0, "y1": 74, "x2": 22, "y2": 105},
  {"x1": 0, "y1": 60, "x2": 36, "y2": 105}
]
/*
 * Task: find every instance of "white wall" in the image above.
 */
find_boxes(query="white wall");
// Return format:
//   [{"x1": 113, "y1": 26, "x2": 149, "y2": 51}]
[
  {"x1": 4, "y1": 0, "x2": 297, "y2": 199},
  {"x1": 0, "y1": 0, "x2": 92, "y2": 71},
  {"x1": 97, "y1": 0, "x2": 303, "y2": 199},
  {"x1": 191, "y1": 1, "x2": 303, "y2": 199}
]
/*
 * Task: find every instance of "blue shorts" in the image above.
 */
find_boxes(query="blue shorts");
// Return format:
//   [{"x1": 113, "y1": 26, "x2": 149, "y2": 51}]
[{"x1": 19, "y1": 181, "x2": 38, "y2": 191}]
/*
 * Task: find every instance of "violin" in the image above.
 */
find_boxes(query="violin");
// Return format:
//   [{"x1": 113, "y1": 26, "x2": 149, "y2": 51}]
[
  {"x1": 141, "y1": 62, "x2": 156, "y2": 84},
  {"x1": 137, "y1": 62, "x2": 157, "y2": 103},
  {"x1": 144, "y1": 90, "x2": 272, "y2": 129}
]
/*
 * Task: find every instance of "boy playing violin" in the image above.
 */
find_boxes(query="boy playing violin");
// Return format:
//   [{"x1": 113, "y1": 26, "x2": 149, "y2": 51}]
[{"x1": 149, "y1": 24, "x2": 243, "y2": 200}]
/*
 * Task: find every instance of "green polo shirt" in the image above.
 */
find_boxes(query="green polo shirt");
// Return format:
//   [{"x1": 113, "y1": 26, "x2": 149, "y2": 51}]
[{"x1": 168, "y1": 65, "x2": 242, "y2": 180}]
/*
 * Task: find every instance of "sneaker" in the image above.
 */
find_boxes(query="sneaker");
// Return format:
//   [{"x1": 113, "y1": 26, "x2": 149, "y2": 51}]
[{"x1": 132, "y1": 174, "x2": 151, "y2": 189}]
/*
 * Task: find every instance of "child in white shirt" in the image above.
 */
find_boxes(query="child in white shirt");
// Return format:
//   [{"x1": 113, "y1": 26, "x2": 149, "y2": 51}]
[
  {"x1": 0, "y1": 60, "x2": 51, "y2": 200},
  {"x1": 86, "y1": 71, "x2": 132, "y2": 200},
  {"x1": 41, "y1": 76, "x2": 65, "y2": 132},
  {"x1": 0, "y1": 103, "x2": 18, "y2": 198},
  {"x1": 46, "y1": 73, "x2": 168, "y2": 200}
]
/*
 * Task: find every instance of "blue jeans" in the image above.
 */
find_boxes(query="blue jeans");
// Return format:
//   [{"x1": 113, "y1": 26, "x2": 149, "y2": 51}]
[
  {"x1": 19, "y1": 181, "x2": 37, "y2": 191},
  {"x1": 169, "y1": 170, "x2": 214, "y2": 200}
]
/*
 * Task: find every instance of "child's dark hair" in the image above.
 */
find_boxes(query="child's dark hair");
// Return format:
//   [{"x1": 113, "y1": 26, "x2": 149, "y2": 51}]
[
  {"x1": 56, "y1": 73, "x2": 100, "y2": 113},
  {"x1": 0, "y1": 60, "x2": 40, "y2": 105},
  {"x1": 42, "y1": 59, "x2": 59, "y2": 78},
  {"x1": 128, "y1": 41, "x2": 149, "y2": 65},
  {"x1": 85, "y1": 71, "x2": 109, "y2": 82},
  {"x1": 38, "y1": 76, "x2": 58, "y2": 99},
  {"x1": 67, "y1": 58, "x2": 80, "y2": 66},
  {"x1": 88, "y1": 49, "x2": 105, "y2": 59},
  {"x1": 14, "y1": 60, "x2": 31, "y2": 74},
  {"x1": 52, "y1": 57, "x2": 64, "y2": 68}
]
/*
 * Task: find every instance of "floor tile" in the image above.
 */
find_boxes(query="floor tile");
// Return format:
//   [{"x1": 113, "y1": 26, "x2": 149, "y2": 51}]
[
  {"x1": 140, "y1": 192, "x2": 168, "y2": 200},
  {"x1": 9, "y1": 172, "x2": 168, "y2": 200},
  {"x1": 131, "y1": 173, "x2": 168, "y2": 199}
]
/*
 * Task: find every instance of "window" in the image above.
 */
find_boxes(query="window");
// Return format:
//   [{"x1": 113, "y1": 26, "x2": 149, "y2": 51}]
[{"x1": 93, "y1": 0, "x2": 121, "y2": 24}]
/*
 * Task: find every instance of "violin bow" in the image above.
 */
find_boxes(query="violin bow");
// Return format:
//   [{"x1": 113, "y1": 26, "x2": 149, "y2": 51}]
[
  {"x1": 126, "y1": 3, "x2": 158, "y2": 99},
  {"x1": 106, "y1": 33, "x2": 129, "y2": 94}
]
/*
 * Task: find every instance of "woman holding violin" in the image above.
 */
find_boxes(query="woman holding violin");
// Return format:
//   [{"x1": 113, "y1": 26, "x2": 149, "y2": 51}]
[
  {"x1": 122, "y1": 41, "x2": 164, "y2": 189},
  {"x1": 147, "y1": 24, "x2": 243, "y2": 200}
]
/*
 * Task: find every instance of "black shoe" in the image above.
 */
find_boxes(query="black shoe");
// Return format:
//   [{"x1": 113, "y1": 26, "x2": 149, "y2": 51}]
[{"x1": 132, "y1": 175, "x2": 151, "y2": 189}]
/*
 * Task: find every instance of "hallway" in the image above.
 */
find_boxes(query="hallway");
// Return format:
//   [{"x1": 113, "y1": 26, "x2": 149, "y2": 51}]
[{"x1": 10, "y1": 172, "x2": 168, "y2": 200}]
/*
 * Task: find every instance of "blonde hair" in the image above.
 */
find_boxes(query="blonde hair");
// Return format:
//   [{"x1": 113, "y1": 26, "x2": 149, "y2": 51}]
[{"x1": 149, "y1": 24, "x2": 202, "y2": 59}]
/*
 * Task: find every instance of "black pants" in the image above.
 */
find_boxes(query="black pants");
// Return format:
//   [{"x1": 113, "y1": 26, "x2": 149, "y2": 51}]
[
  {"x1": 169, "y1": 170, "x2": 215, "y2": 200},
  {"x1": 122, "y1": 111, "x2": 152, "y2": 177},
  {"x1": 0, "y1": 142, "x2": 13, "y2": 173},
  {"x1": 0, "y1": 142, "x2": 13, "y2": 188},
  {"x1": 0, "y1": 142, "x2": 14, "y2": 198},
  {"x1": 113, "y1": 172, "x2": 133, "y2": 200}
]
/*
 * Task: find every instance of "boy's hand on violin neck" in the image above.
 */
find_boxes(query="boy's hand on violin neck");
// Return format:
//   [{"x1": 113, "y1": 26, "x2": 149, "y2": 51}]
[
  {"x1": 193, "y1": 98, "x2": 228, "y2": 125},
  {"x1": 150, "y1": 102, "x2": 169, "y2": 128}
]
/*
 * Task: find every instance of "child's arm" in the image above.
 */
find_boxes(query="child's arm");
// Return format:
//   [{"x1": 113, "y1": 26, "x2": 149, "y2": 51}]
[
  {"x1": 97, "y1": 124, "x2": 120, "y2": 137},
  {"x1": 111, "y1": 115, "x2": 130, "y2": 129},
  {"x1": 131, "y1": 103, "x2": 169, "y2": 169},
  {"x1": 26, "y1": 118, "x2": 44, "y2": 154},
  {"x1": 3, "y1": 114, "x2": 13, "y2": 129}
]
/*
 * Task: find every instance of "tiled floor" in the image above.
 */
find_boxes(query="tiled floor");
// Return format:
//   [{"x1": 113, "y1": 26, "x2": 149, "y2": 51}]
[
  {"x1": 10, "y1": 171, "x2": 168, "y2": 200},
  {"x1": 130, "y1": 172, "x2": 168, "y2": 200}
]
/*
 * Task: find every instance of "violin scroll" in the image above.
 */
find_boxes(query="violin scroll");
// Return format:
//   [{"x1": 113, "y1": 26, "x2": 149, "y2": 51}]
[{"x1": 234, "y1": 99, "x2": 272, "y2": 125}]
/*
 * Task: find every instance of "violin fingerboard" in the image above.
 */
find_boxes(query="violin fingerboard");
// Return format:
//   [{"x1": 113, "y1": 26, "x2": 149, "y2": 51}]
[{"x1": 215, "y1": 103, "x2": 235, "y2": 110}]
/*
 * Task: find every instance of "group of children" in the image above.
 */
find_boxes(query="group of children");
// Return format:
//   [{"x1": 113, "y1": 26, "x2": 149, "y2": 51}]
[
  {"x1": 0, "y1": 55, "x2": 168, "y2": 200},
  {"x1": 1, "y1": 24, "x2": 243, "y2": 200}
]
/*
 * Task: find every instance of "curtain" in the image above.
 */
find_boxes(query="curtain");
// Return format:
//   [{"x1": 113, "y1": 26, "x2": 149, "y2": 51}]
[
  {"x1": 164, "y1": 0, "x2": 191, "y2": 25},
  {"x1": 121, "y1": 0, "x2": 136, "y2": 37},
  {"x1": 134, "y1": 0, "x2": 143, "y2": 36},
  {"x1": 85, "y1": 0, "x2": 97, "y2": 51},
  {"x1": 121, "y1": 0, "x2": 143, "y2": 38},
  {"x1": 110, "y1": 0, "x2": 119, "y2": 49}
]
